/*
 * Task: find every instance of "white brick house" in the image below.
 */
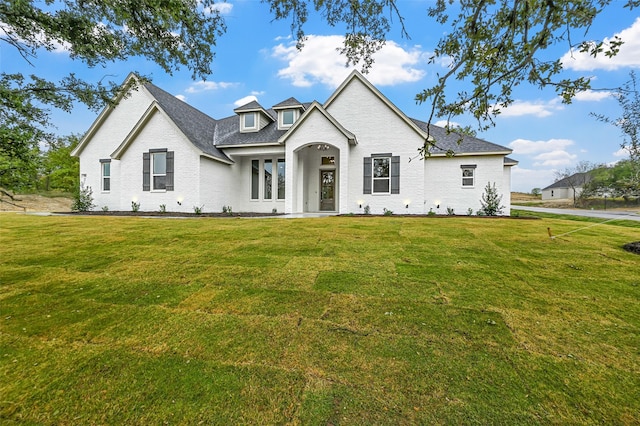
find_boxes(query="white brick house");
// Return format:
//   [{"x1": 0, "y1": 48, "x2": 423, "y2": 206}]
[{"x1": 72, "y1": 71, "x2": 517, "y2": 215}]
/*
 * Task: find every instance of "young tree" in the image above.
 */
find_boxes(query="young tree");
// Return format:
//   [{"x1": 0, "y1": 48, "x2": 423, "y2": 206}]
[
  {"x1": 479, "y1": 182, "x2": 505, "y2": 216},
  {"x1": 591, "y1": 71, "x2": 640, "y2": 198}
]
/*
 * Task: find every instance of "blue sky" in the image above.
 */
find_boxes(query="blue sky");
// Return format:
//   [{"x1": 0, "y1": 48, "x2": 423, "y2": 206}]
[{"x1": 3, "y1": 1, "x2": 640, "y2": 192}]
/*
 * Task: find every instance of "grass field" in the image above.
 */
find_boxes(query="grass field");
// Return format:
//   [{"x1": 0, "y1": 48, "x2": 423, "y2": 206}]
[{"x1": 1, "y1": 213, "x2": 639, "y2": 424}]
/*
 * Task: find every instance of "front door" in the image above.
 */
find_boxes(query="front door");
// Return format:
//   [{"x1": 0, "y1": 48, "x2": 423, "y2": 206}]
[{"x1": 320, "y1": 170, "x2": 335, "y2": 211}]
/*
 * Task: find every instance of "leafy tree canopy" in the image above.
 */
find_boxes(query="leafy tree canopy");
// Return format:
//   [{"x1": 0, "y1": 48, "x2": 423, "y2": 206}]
[
  {"x1": 1, "y1": 0, "x2": 225, "y2": 164},
  {"x1": 2, "y1": 0, "x2": 639, "y2": 165}
]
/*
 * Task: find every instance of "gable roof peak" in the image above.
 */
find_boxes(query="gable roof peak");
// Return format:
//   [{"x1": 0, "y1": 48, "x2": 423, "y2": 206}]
[
  {"x1": 234, "y1": 100, "x2": 266, "y2": 113},
  {"x1": 273, "y1": 97, "x2": 305, "y2": 110}
]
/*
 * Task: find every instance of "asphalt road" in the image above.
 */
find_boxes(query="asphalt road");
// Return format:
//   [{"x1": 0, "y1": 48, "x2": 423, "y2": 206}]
[{"x1": 513, "y1": 205, "x2": 640, "y2": 222}]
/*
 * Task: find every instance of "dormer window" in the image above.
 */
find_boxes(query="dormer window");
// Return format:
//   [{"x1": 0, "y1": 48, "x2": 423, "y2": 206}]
[
  {"x1": 282, "y1": 110, "x2": 295, "y2": 127},
  {"x1": 273, "y1": 97, "x2": 305, "y2": 130},
  {"x1": 278, "y1": 109, "x2": 300, "y2": 130},
  {"x1": 243, "y1": 113, "x2": 256, "y2": 130}
]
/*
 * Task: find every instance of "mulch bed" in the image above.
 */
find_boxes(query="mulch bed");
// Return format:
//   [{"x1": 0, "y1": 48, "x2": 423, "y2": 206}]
[
  {"x1": 622, "y1": 241, "x2": 640, "y2": 255},
  {"x1": 62, "y1": 211, "x2": 282, "y2": 218}
]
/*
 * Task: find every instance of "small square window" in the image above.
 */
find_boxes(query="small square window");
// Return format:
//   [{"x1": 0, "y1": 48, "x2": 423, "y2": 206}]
[
  {"x1": 321, "y1": 156, "x2": 335, "y2": 165},
  {"x1": 244, "y1": 113, "x2": 256, "y2": 129},
  {"x1": 282, "y1": 110, "x2": 295, "y2": 126},
  {"x1": 461, "y1": 166, "x2": 475, "y2": 187}
]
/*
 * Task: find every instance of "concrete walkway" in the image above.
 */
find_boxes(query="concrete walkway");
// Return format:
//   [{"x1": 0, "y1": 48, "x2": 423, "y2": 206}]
[{"x1": 513, "y1": 205, "x2": 640, "y2": 222}]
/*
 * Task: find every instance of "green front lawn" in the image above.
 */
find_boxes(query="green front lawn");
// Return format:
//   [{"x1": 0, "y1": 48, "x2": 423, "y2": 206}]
[{"x1": 1, "y1": 214, "x2": 638, "y2": 424}]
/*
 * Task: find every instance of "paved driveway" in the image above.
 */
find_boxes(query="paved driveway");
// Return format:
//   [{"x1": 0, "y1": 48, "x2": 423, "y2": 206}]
[{"x1": 513, "y1": 205, "x2": 640, "y2": 222}]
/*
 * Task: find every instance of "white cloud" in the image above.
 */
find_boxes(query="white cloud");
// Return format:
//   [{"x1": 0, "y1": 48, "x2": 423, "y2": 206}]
[
  {"x1": 434, "y1": 120, "x2": 461, "y2": 128},
  {"x1": 573, "y1": 90, "x2": 613, "y2": 102},
  {"x1": 561, "y1": 17, "x2": 640, "y2": 71},
  {"x1": 509, "y1": 138, "x2": 574, "y2": 155},
  {"x1": 175, "y1": 94, "x2": 187, "y2": 102},
  {"x1": 499, "y1": 98, "x2": 564, "y2": 118},
  {"x1": 185, "y1": 80, "x2": 237, "y2": 93},
  {"x1": 613, "y1": 146, "x2": 630, "y2": 158},
  {"x1": 234, "y1": 95, "x2": 258, "y2": 107},
  {"x1": 204, "y1": 1, "x2": 233, "y2": 14},
  {"x1": 272, "y1": 35, "x2": 426, "y2": 88},
  {"x1": 532, "y1": 150, "x2": 577, "y2": 167},
  {"x1": 508, "y1": 138, "x2": 577, "y2": 175},
  {"x1": 510, "y1": 166, "x2": 558, "y2": 193}
]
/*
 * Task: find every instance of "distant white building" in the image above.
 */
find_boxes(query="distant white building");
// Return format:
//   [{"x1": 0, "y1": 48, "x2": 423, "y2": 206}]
[
  {"x1": 542, "y1": 172, "x2": 592, "y2": 201},
  {"x1": 72, "y1": 71, "x2": 517, "y2": 215}
]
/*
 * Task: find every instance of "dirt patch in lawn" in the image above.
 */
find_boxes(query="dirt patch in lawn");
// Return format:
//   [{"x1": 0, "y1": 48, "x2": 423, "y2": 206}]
[{"x1": 0, "y1": 193, "x2": 73, "y2": 212}]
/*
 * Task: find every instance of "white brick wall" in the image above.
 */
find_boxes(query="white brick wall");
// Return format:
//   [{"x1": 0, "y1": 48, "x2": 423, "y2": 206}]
[
  {"x1": 424, "y1": 155, "x2": 511, "y2": 215},
  {"x1": 77, "y1": 73, "x2": 514, "y2": 215},
  {"x1": 326, "y1": 77, "x2": 426, "y2": 214}
]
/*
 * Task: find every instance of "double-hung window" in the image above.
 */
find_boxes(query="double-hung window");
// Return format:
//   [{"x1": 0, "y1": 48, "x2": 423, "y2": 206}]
[
  {"x1": 363, "y1": 154, "x2": 400, "y2": 194},
  {"x1": 152, "y1": 152, "x2": 167, "y2": 190},
  {"x1": 373, "y1": 157, "x2": 390, "y2": 193},
  {"x1": 143, "y1": 150, "x2": 174, "y2": 191},
  {"x1": 461, "y1": 165, "x2": 476, "y2": 187},
  {"x1": 100, "y1": 159, "x2": 111, "y2": 192}
]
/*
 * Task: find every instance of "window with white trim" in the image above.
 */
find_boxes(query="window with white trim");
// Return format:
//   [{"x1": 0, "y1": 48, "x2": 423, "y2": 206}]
[
  {"x1": 461, "y1": 165, "x2": 476, "y2": 187},
  {"x1": 251, "y1": 160, "x2": 259, "y2": 200},
  {"x1": 143, "y1": 150, "x2": 174, "y2": 192},
  {"x1": 243, "y1": 113, "x2": 256, "y2": 130},
  {"x1": 282, "y1": 110, "x2": 295, "y2": 126},
  {"x1": 152, "y1": 152, "x2": 167, "y2": 190},
  {"x1": 372, "y1": 157, "x2": 391, "y2": 193},
  {"x1": 363, "y1": 155, "x2": 400, "y2": 194},
  {"x1": 277, "y1": 158, "x2": 285, "y2": 199},
  {"x1": 100, "y1": 160, "x2": 111, "y2": 192},
  {"x1": 264, "y1": 159, "x2": 272, "y2": 199}
]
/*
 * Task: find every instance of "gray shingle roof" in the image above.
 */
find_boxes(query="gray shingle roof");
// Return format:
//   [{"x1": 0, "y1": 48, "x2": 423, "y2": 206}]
[
  {"x1": 504, "y1": 156, "x2": 519, "y2": 165},
  {"x1": 214, "y1": 103, "x2": 313, "y2": 147},
  {"x1": 410, "y1": 119, "x2": 512, "y2": 155},
  {"x1": 273, "y1": 97, "x2": 305, "y2": 109},
  {"x1": 144, "y1": 83, "x2": 231, "y2": 163},
  {"x1": 143, "y1": 81, "x2": 511, "y2": 158},
  {"x1": 543, "y1": 172, "x2": 592, "y2": 190}
]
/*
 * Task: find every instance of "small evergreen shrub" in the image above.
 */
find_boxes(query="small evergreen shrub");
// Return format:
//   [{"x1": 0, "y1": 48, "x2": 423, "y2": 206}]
[
  {"x1": 222, "y1": 205, "x2": 233, "y2": 215},
  {"x1": 363, "y1": 205, "x2": 371, "y2": 215},
  {"x1": 71, "y1": 184, "x2": 95, "y2": 212},
  {"x1": 131, "y1": 201, "x2": 140, "y2": 212},
  {"x1": 101, "y1": 206, "x2": 109, "y2": 212},
  {"x1": 479, "y1": 181, "x2": 505, "y2": 216},
  {"x1": 159, "y1": 204, "x2": 166, "y2": 213},
  {"x1": 467, "y1": 208, "x2": 474, "y2": 216},
  {"x1": 383, "y1": 208, "x2": 393, "y2": 216},
  {"x1": 427, "y1": 208, "x2": 436, "y2": 216},
  {"x1": 193, "y1": 205, "x2": 203, "y2": 215}
]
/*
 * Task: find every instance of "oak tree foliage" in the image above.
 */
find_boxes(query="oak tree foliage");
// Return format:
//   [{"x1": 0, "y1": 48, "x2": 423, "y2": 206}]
[{"x1": 2, "y1": 0, "x2": 639, "y2": 173}]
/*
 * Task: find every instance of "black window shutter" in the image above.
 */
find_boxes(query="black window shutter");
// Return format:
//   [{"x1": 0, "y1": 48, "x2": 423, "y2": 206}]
[
  {"x1": 142, "y1": 152, "x2": 150, "y2": 191},
  {"x1": 391, "y1": 155, "x2": 400, "y2": 194},
  {"x1": 166, "y1": 151, "x2": 174, "y2": 191},
  {"x1": 363, "y1": 157, "x2": 372, "y2": 194}
]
